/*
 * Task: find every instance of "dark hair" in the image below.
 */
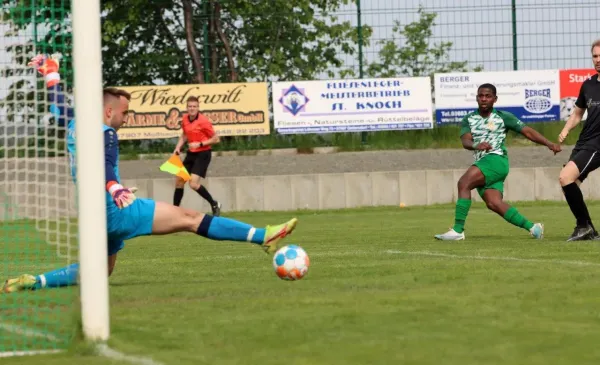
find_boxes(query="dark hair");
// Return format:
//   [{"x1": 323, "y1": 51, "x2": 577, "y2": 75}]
[
  {"x1": 103, "y1": 87, "x2": 131, "y2": 101},
  {"x1": 186, "y1": 96, "x2": 199, "y2": 104},
  {"x1": 478, "y1": 83, "x2": 497, "y2": 96}
]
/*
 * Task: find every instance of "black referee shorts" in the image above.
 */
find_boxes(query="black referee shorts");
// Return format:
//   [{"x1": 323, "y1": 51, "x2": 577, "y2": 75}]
[
  {"x1": 568, "y1": 148, "x2": 600, "y2": 182},
  {"x1": 183, "y1": 150, "x2": 212, "y2": 178}
]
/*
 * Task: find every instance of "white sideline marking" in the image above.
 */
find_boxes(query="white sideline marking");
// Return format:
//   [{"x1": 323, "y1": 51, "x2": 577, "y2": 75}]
[
  {"x1": 386, "y1": 250, "x2": 600, "y2": 267},
  {"x1": 0, "y1": 349, "x2": 63, "y2": 358},
  {"x1": 96, "y1": 344, "x2": 165, "y2": 365},
  {"x1": 0, "y1": 322, "x2": 64, "y2": 358},
  {"x1": 0, "y1": 322, "x2": 62, "y2": 342},
  {"x1": 0, "y1": 322, "x2": 164, "y2": 364},
  {"x1": 185, "y1": 251, "x2": 367, "y2": 261},
  {"x1": 153, "y1": 249, "x2": 600, "y2": 268}
]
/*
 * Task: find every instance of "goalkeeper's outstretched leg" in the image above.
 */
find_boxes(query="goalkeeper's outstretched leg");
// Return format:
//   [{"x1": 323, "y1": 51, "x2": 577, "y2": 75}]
[
  {"x1": 2, "y1": 202, "x2": 298, "y2": 293},
  {"x1": 5, "y1": 53, "x2": 299, "y2": 293},
  {"x1": 149, "y1": 201, "x2": 297, "y2": 254}
]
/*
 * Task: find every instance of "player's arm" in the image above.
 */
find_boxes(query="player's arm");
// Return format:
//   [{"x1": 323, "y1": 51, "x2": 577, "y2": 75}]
[
  {"x1": 29, "y1": 54, "x2": 73, "y2": 127},
  {"x1": 559, "y1": 82, "x2": 587, "y2": 143},
  {"x1": 559, "y1": 105, "x2": 586, "y2": 143},
  {"x1": 47, "y1": 84, "x2": 74, "y2": 128},
  {"x1": 203, "y1": 119, "x2": 220, "y2": 146},
  {"x1": 503, "y1": 112, "x2": 562, "y2": 154},
  {"x1": 104, "y1": 130, "x2": 137, "y2": 209},
  {"x1": 201, "y1": 132, "x2": 220, "y2": 147},
  {"x1": 174, "y1": 131, "x2": 187, "y2": 154},
  {"x1": 190, "y1": 120, "x2": 220, "y2": 149},
  {"x1": 459, "y1": 115, "x2": 491, "y2": 151},
  {"x1": 520, "y1": 126, "x2": 560, "y2": 154},
  {"x1": 460, "y1": 133, "x2": 492, "y2": 151}
]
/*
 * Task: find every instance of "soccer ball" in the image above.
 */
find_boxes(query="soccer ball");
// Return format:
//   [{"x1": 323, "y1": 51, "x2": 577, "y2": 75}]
[{"x1": 272, "y1": 245, "x2": 310, "y2": 281}]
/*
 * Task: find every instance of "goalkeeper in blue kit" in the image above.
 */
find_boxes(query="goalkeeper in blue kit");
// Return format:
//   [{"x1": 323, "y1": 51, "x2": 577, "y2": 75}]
[{"x1": 2, "y1": 55, "x2": 298, "y2": 293}]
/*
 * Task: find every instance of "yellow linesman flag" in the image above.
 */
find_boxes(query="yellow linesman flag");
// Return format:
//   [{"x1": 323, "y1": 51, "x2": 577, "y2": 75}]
[{"x1": 159, "y1": 154, "x2": 191, "y2": 182}]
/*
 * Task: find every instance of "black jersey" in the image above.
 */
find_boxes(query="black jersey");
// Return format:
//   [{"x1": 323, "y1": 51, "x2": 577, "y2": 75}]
[{"x1": 575, "y1": 73, "x2": 600, "y2": 150}]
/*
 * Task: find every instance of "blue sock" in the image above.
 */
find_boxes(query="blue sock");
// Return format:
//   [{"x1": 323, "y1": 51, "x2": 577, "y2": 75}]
[
  {"x1": 197, "y1": 215, "x2": 265, "y2": 244},
  {"x1": 34, "y1": 263, "x2": 79, "y2": 290}
]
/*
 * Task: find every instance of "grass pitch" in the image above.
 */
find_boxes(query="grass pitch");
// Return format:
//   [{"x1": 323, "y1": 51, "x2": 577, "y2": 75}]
[{"x1": 3, "y1": 201, "x2": 600, "y2": 365}]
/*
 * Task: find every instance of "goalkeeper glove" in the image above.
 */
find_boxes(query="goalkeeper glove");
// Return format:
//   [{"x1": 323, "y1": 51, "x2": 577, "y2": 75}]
[
  {"x1": 107, "y1": 181, "x2": 138, "y2": 209},
  {"x1": 28, "y1": 54, "x2": 61, "y2": 87}
]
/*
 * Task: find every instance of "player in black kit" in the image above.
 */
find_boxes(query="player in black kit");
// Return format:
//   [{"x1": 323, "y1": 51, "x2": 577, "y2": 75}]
[{"x1": 558, "y1": 39, "x2": 600, "y2": 241}]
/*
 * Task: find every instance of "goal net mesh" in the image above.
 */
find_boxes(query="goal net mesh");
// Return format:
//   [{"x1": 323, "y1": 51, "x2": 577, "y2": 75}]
[{"x1": 0, "y1": 1, "x2": 78, "y2": 356}]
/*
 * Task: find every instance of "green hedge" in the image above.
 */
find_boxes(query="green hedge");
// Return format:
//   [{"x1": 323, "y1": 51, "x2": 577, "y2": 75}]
[
  {"x1": 0, "y1": 121, "x2": 580, "y2": 160},
  {"x1": 117, "y1": 120, "x2": 579, "y2": 159}
]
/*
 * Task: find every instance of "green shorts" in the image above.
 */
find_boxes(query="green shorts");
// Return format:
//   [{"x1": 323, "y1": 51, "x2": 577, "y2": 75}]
[{"x1": 473, "y1": 154, "x2": 509, "y2": 198}]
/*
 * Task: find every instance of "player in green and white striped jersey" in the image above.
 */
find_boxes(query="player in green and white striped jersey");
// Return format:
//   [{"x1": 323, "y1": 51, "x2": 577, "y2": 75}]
[{"x1": 435, "y1": 83, "x2": 562, "y2": 241}]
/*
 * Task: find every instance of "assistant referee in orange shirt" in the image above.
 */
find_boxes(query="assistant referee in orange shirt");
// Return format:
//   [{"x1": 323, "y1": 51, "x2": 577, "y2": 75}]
[{"x1": 173, "y1": 96, "x2": 221, "y2": 216}]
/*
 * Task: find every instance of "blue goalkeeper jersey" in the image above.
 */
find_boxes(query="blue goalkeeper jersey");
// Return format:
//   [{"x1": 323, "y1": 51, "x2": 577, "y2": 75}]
[
  {"x1": 103, "y1": 124, "x2": 122, "y2": 215},
  {"x1": 66, "y1": 120, "x2": 77, "y2": 182},
  {"x1": 49, "y1": 84, "x2": 122, "y2": 214},
  {"x1": 47, "y1": 85, "x2": 77, "y2": 182}
]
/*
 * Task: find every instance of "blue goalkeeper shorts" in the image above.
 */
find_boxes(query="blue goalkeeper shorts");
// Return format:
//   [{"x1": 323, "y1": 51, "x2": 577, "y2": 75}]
[{"x1": 106, "y1": 198, "x2": 156, "y2": 256}]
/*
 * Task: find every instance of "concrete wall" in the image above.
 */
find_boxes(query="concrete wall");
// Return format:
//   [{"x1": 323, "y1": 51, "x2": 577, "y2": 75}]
[
  {"x1": 3, "y1": 166, "x2": 600, "y2": 221},
  {"x1": 146, "y1": 167, "x2": 581, "y2": 213}
]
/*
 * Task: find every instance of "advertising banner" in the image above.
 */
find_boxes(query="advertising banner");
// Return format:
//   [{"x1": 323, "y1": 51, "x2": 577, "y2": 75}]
[
  {"x1": 272, "y1": 77, "x2": 434, "y2": 134},
  {"x1": 559, "y1": 69, "x2": 595, "y2": 121},
  {"x1": 115, "y1": 83, "x2": 270, "y2": 140},
  {"x1": 434, "y1": 70, "x2": 560, "y2": 124}
]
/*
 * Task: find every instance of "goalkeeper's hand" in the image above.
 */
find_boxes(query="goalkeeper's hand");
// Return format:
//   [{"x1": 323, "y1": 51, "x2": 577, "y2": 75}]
[
  {"x1": 28, "y1": 54, "x2": 61, "y2": 87},
  {"x1": 107, "y1": 182, "x2": 138, "y2": 209}
]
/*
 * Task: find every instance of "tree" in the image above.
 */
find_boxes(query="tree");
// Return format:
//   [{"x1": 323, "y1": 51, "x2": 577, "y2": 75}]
[
  {"x1": 2, "y1": 1, "x2": 73, "y2": 82},
  {"x1": 3, "y1": 0, "x2": 365, "y2": 87},
  {"x1": 224, "y1": 0, "x2": 365, "y2": 82},
  {"x1": 364, "y1": 5, "x2": 482, "y2": 79},
  {"x1": 1, "y1": 1, "x2": 75, "y2": 157},
  {"x1": 2, "y1": 0, "x2": 368, "y2": 152},
  {"x1": 0, "y1": 3, "x2": 49, "y2": 129},
  {"x1": 1, "y1": 0, "x2": 72, "y2": 125},
  {"x1": 0, "y1": 24, "x2": 38, "y2": 125}
]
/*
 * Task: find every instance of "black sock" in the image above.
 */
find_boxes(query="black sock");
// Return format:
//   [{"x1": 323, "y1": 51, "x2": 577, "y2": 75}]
[
  {"x1": 196, "y1": 214, "x2": 213, "y2": 237},
  {"x1": 196, "y1": 185, "x2": 216, "y2": 205},
  {"x1": 562, "y1": 183, "x2": 591, "y2": 227},
  {"x1": 173, "y1": 188, "x2": 184, "y2": 206}
]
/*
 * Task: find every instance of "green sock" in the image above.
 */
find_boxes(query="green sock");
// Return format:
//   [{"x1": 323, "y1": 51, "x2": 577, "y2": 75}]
[
  {"x1": 503, "y1": 206, "x2": 534, "y2": 231},
  {"x1": 452, "y1": 198, "x2": 472, "y2": 233}
]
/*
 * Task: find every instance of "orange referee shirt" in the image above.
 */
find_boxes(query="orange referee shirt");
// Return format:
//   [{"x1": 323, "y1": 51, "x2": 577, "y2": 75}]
[{"x1": 182, "y1": 113, "x2": 215, "y2": 153}]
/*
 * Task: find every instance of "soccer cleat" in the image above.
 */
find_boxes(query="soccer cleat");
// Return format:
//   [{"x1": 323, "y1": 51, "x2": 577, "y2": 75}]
[
  {"x1": 588, "y1": 221, "x2": 600, "y2": 240},
  {"x1": 262, "y1": 218, "x2": 298, "y2": 254},
  {"x1": 529, "y1": 223, "x2": 544, "y2": 239},
  {"x1": 566, "y1": 225, "x2": 594, "y2": 242},
  {"x1": 434, "y1": 228, "x2": 465, "y2": 241},
  {"x1": 2, "y1": 274, "x2": 37, "y2": 293},
  {"x1": 211, "y1": 201, "x2": 222, "y2": 217}
]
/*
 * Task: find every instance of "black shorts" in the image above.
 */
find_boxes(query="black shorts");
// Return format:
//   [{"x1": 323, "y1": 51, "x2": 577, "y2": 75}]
[
  {"x1": 568, "y1": 148, "x2": 600, "y2": 182},
  {"x1": 183, "y1": 150, "x2": 212, "y2": 178}
]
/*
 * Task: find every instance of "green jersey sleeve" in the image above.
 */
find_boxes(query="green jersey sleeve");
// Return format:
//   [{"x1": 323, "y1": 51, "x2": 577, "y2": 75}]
[
  {"x1": 500, "y1": 111, "x2": 525, "y2": 133},
  {"x1": 459, "y1": 115, "x2": 471, "y2": 136}
]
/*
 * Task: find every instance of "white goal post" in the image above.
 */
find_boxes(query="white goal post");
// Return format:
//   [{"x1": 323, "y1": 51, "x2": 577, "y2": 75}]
[{"x1": 72, "y1": 0, "x2": 110, "y2": 341}]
